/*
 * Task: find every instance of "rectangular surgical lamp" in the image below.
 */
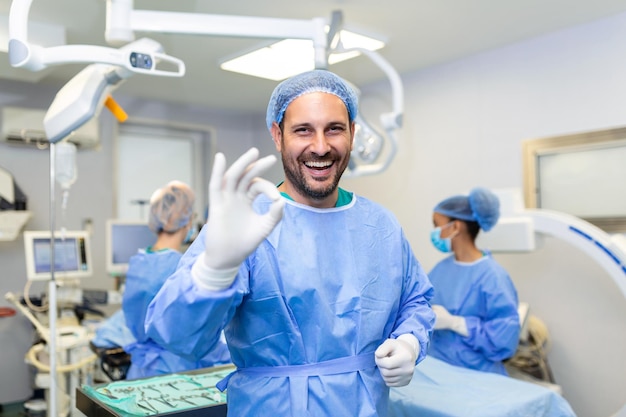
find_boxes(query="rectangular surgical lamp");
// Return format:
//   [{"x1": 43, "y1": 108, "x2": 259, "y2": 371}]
[{"x1": 220, "y1": 29, "x2": 385, "y2": 81}]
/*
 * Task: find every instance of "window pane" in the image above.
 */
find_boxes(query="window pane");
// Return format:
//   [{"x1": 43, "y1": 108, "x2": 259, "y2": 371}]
[
  {"x1": 538, "y1": 145, "x2": 626, "y2": 218},
  {"x1": 117, "y1": 130, "x2": 194, "y2": 220}
]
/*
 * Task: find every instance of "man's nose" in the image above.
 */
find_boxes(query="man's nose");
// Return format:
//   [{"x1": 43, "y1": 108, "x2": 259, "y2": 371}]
[{"x1": 310, "y1": 132, "x2": 331, "y2": 155}]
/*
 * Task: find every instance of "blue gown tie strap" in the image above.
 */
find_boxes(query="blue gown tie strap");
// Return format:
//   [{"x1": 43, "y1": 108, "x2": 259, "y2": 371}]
[{"x1": 216, "y1": 351, "x2": 376, "y2": 391}]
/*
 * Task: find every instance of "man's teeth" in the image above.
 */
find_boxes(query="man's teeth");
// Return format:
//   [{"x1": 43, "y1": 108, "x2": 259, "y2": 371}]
[{"x1": 305, "y1": 161, "x2": 332, "y2": 168}]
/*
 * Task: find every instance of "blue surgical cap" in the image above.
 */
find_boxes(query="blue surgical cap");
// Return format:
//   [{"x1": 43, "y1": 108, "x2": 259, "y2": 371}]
[
  {"x1": 265, "y1": 69, "x2": 358, "y2": 131},
  {"x1": 148, "y1": 181, "x2": 195, "y2": 234},
  {"x1": 434, "y1": 187, "x2": 500, "y2": 232}
]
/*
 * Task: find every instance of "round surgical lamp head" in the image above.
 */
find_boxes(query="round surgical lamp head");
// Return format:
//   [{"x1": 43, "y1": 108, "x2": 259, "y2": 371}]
[
  {"x1": 352, "y1": 114, "x2": 384, "y2": 164},
  {"x1": 345, "y1": 80, "x2": 383, "y2": 166}
]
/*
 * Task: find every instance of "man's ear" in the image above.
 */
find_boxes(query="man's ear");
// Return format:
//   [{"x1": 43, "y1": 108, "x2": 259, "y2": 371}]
[
  {"x1": 350, "y1": 121, "x2": 356, "y2": 151},
  {"x1": 270, "y1": 122, "x2": 282, "y2": 152}
]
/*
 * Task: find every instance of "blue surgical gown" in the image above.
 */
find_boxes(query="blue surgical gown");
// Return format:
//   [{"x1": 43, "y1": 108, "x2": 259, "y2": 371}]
[
  {"x1": 427, "y1": 254, "x2": 520, "y2": 375},
  {"x1": 123, "y1": 248, "x2": 231, "y2": 380},
  {"x1": 146, "y1": 194, "x2": 435, "y2": 417}
]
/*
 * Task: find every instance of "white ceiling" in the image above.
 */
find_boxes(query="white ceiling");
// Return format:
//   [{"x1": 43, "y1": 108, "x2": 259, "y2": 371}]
[{"x1": 4, "y1": 0, "x2": 626, "y2": 113}]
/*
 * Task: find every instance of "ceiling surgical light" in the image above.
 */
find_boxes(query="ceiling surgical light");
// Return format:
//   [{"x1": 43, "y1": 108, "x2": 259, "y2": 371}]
[
  {"x1": 43, "y1": 38, "x2": 164, "y2": 143},
  {"x1": 8, "y1": 0, "x2": 185, "y2": 143},
  {"x1": 101, "y1": 1, "x2": 406, "y2": 177},
  {"x1": 221, "y1": 39, "x2": 316, "y2": 82},
  {"x1": 220, "y1": 29, "x2": 386, "y2": 81}
]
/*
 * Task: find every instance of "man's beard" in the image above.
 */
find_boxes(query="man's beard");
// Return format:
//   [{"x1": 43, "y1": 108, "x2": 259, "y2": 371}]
[{"x1": 281, "y1": 153, "x2": 347, "y2": 201}]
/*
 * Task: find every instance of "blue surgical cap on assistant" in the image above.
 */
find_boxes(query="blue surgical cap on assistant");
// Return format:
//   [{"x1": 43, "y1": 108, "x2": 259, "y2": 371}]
[
  {"x1": 434, "y1": 187, "x2": 500, "y2": 232},
  {"x1": 148, "y1": 181, "x2": 195, "y2": 234},
  {"x1": 265, "y1": 69, "x2": 358, "y2": 132}
]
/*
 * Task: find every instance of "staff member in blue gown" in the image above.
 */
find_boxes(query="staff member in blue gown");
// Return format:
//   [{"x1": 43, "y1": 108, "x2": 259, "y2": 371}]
[
  {"x1": 122, "y1": 180, "x2": 231, "y2": 379},
  {"x1": 145, "y1": 70, "x2": 435, "y2": 416},
  {"x1": 427, "y1": 187, "x2": 520, "y2": 375}
]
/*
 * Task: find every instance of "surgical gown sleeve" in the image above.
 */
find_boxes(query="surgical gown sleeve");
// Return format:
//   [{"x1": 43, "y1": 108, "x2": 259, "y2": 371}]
[
  {"x1": 144, "y1": 225, "x2": 246, "y2": 361},
  {"x1": 390, "y1": 232, "x2": 435, "y2": 363}
]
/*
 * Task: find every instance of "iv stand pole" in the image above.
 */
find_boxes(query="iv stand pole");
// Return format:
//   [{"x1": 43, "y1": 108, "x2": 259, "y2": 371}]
[{"x1": 48, "y1": 143, "x2": 59, "y2": 417}]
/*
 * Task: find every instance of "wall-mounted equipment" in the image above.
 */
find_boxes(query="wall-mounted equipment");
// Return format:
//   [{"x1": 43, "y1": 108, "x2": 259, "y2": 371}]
[{"x1": 1, "y1": 106, "x2": 100, "y2": 149}]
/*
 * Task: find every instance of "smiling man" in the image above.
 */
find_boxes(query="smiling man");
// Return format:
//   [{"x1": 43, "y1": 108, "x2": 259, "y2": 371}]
[
  {"x1": 145, "y1": 69, "x2": 434, "y2": 417},
  {"x1": 270, "y1": 88, "x2": 353, "y2": 207}
]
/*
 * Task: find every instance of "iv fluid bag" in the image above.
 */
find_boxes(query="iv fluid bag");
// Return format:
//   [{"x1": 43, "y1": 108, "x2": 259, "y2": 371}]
[{"x1": 55, "y1": 141, "x2": 77, "y2": 189}]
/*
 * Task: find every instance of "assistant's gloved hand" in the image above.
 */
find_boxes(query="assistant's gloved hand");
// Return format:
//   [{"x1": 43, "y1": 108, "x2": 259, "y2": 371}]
[
  {"x1": 375, "y1": 334, "x2": 420, "y2": 387},
  {"x1": 192, "y1": 148, "x2": 285, "y2": 291},
  {"x1": 432, "y1": 304, "x2": 469, "y2": 337}
]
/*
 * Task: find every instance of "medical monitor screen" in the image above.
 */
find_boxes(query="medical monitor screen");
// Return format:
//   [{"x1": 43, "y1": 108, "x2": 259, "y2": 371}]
[
  {"x1": 106, "y1": 220, "x2": 155, "y2": 275},
  {"x1": 24, "y1": 230, "x2": 92, "y2": 281}
]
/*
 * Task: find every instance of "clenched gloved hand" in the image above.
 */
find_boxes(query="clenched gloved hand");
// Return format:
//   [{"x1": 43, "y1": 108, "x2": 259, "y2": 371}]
[
  {"x1": 375, "y1": 334, "x2": 420, "y2": 387},
  {"x1": 192, "y1": 148, "x2": 285, "y2": 291},
  {"x1": 432, "y1": 304, "x2": 469, "y2": 336}
]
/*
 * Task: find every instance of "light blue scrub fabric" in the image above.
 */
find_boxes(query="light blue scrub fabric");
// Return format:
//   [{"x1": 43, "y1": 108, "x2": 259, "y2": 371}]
[
  {"x1": 428, "y1": 254, "x2": 520, "y2": 375},
  {"x1": 92, "y1": 309, "x2": 136, "y2": 349},
  {"x1": 388, "y1": 355, "x2": 576, "y2": 417},
  {"x1": 145, "y1": 194, "x2": 435, "y2": 417},
  {"x1": 123, "y1": 249, "x2": 231, "y2": 380}
]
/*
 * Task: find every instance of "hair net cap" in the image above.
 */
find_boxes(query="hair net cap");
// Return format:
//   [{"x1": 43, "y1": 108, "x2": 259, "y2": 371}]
[
  {"x1": 265, "y1": 69, "x2": 358, "y2": 131},
  {"x1": 148, "y1": 180, "x2": 195, "y2": 234},
  {"x1": 434, "y1": 187, "x2": 500, "y2": 232}
]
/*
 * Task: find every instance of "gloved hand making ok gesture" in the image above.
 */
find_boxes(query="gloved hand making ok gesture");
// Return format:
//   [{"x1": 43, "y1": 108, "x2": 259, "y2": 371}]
[{"x1": 192, "y1": 147, "x2": 285, "y2": 290}]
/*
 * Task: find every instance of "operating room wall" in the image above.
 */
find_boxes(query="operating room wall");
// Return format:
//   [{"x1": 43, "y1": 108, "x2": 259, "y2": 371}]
[
  {"x1": 342, "y1": 11, "x2": 626, "y2": 417},
  {"x1": 0, "y1": 79, "x2": 275, "y2": 307}
]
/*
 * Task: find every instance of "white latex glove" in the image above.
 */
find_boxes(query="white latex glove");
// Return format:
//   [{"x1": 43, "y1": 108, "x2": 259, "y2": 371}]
[
  {"x1": 432, "y1": 304, "x2": 469, "y2": 337},
  {"x1": 192, "y1": 148, "x2": 285, "y2": 291},
  {"x1": 375, "y1": 334, "x2": 420, "y2": 387}
]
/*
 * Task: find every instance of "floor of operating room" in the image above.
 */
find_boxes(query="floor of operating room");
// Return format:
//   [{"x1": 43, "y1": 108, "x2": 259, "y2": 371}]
[
  {"x1": 0, "y1": 390, "x2": 46, "y2": 417},
  {"x1": 0, "y1": 402, "x2": 27, "y2": 417}
]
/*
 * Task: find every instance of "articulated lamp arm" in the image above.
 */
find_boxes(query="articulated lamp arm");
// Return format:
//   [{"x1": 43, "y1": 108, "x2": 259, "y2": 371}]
[
  {"x1": 9, "y1": 0, "x2": 185, "y2": 76},
  {"x1": 341, "y1": 47, "x2": 404, "y2": 177},
  {"x1": 105, "y1": 0, "x2": 331, "y2": 71}
]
